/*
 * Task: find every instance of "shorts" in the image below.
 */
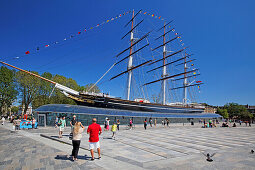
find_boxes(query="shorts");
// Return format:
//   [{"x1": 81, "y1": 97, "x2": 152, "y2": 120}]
[
  {"x1": 59, "y1": 127, "x2": 64, "y2": 131},
  {"x1": 89, "y1": 142, "x2": 100, "y2": 150}
]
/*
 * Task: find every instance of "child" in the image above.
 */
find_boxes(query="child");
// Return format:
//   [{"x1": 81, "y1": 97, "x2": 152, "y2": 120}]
[{"x1": 111, "y1": 122, "x2": 117, "y2": 139}]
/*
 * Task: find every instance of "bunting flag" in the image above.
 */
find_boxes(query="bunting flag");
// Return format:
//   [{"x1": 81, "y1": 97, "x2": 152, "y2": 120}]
[
  {"x1": 191, "y1": 64, "x2": 194, "y2": 66},
  {"x1": 196, "y1": 81, "x2": 202, "y2": 83},
  {"x1": 193, "y1": 72, "x2": 196, "y2": 75},
  {"x1": 25, "y1": 51, "x2": 30, "y2": 54}
]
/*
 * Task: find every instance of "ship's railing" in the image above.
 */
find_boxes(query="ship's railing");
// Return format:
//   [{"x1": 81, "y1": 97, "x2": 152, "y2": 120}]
[{"x1": 80, "y1": 91, "x2": 113, "y2": 98}]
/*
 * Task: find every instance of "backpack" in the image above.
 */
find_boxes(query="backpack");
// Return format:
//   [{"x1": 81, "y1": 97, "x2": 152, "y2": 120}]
[{"x1": 58, "y1": 120, "x2": 62, "y2": 126}]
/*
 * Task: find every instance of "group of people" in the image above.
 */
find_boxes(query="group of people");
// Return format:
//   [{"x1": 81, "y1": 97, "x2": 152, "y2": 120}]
[
  {"x1": 143, "y1": 118, "x2": 169, "y2": 130},
  {"x1": 202, "y1": 119, "x2": 216, "y2": 128},
  {"x1": 54, "y1": 115, "x2": 104, "y2": 161},
  {"x1": 69, "y1": 116, "x2": 102, "y2": 161},
  {"x1": 8, "y1": 115, "x2": 37, "y2": 130}
]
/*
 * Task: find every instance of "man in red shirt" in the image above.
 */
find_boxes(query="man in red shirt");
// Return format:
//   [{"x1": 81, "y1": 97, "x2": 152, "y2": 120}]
[{"x1": 87, "y1": 118, "x2": 102, "y2": 160}]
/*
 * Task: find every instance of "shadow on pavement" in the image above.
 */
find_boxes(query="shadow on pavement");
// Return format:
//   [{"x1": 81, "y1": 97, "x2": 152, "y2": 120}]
[{"x1": 54, "y1": 154, "x2": 92, "y2": 161}]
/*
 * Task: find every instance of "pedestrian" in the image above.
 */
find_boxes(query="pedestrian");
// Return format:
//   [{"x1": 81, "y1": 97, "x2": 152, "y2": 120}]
[
  {"x1": 166, "y1": 119, "x2": 169, "y2": 127},
  {"x1": 154, "y1": 118, "x2": 157, "y2": 127},
  {"x1": 32, "y1": 117, "x2": 36, "y2": 129},
  {"x1": 87, "y1": 118, "x2": 102, "y2": 161},
  {"x1": 71, "y1": 122, "x2": 85, "y2": 161},
  {"x1": 59, "y1": 117, "x2": 66, "y2": 138},
  {"x1": 161, "y1": 119, "x2": 164, "y2": 126},
  {"x1": 55, "y1": 116, "x2": 59, "y2": 128},
  {"x1": 15, "y1": 117, "x2": 21, "y2": 130},
  {"x1": 249, "y1": 120, "x2": 251, "y2": 127},
  {"x1": 104, "y1": 118, "x2": 108, "y2": 131},
  {"x1": 70, "y1": 115, "x2": 77, "y2": 131},
  {"x1": 149, "y1": 117, "x2": 152, "y2": 127},
  {"x1": 106, "y1": 118, "x2": 110, "y2": 131},
  {"x1": 163, "y1": 119, "x2": 166, "y2": 127},
  {"x1": 1, "y1": 117, "x2": 5, "y2": 125},
  {"x1": 117, "y1": 119, "x2": 120, "y2": 131},
  {"x1": 144, "y1": 119, "x2": 147, "y2": 130},
  {"x1": 111, "y1": 122, "x2": 117, "y2": 139},
  {"x1": 209, "y1": 119, "x2": 212, "y2": 128},
  {"x1": 129, "y1": 118, "x2": 133, "y2": 130}
]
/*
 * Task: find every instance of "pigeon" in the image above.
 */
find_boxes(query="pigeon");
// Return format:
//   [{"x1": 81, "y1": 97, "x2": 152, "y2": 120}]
[
  {"x1": 251, "y1": 150, "x2": 254, "y2": 154},
  {"x1": 202, "y1": 152, "x2": 216, "y2": 162}
]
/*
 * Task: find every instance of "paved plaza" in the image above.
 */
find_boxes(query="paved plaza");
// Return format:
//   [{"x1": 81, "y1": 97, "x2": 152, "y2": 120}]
[{"x1": 0, "y1": 122, "x2": 255, "y2": 170}]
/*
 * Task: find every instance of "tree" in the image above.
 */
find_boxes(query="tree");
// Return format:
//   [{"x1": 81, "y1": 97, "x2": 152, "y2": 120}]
[
  {"x1": 32, "y1": 72, "x2": 54, "y2": 109},
  {"x1": 223, "y1": 103, "x2": 250, "y2": 119},
  {"x1": 16, "y1": 70, "x2": 41, "y2": 114},
  {"x1": 79, "y1": 83, "x2": 100, "y2": 93},
  {"x1": 216, "y1": 108, "x2": 229, "y2": 119},
  {"x1": 11, "y1": 106, "x2": 19, "y2": 114},
  {"x1": 0, "y1": 66, "x2": 18, "y2": 115}
]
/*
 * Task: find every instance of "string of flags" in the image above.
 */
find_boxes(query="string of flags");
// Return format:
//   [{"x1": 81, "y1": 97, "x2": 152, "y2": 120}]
[
  {"x1": 12, "y1": 10, "x2": 188, "y2": 60},
  {"x1": 140, "y1": 11, "x2": 185, "y2": 47},
  {"x1": 17, "y1": 11, "x2": 131, "y2": 58}
]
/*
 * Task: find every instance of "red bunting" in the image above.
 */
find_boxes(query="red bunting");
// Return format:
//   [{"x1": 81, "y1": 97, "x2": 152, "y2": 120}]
[
  {"x1": 78, "y1": 32, "x2": 81, "y2": 34},
  {"x1": 196, "y1": 81, "x2": 202, "y2": 83},
  {"x1": 25, "y1": 51, "x2": 30, "y2": 54},
  {"x1": 45, "y1": 45, "x2": 49, "y2": 47}
]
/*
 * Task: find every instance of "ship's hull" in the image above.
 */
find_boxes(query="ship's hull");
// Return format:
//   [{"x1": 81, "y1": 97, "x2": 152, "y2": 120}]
[{"x1": 68, "y1": 93, "x2": 204, "y2": 114}]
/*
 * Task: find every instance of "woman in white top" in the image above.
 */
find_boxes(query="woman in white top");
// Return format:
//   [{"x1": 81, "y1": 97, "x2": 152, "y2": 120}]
[{"x1": 72, "y1": 122, "x2": 85, "y2": 161}]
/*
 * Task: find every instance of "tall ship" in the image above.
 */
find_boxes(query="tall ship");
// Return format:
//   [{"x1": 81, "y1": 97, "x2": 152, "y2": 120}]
[{"x1": 1, "y1": 10, "x2": 215, "y2": 117}]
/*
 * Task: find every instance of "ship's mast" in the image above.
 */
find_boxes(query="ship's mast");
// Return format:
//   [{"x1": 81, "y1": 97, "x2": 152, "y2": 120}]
[
  {"x1": 127, "y1": 9, "x2": 135, "y2": 100},
  {"x1": 183, "y1": 52, "x2": 187, "y2": 105},
  {"x1": 162, "y1": 22, "x2": 167, "y2": 105}
]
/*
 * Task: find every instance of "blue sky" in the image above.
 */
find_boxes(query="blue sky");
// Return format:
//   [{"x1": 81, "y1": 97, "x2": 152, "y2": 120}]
[{"x1": 0, "y1": 0, "x2": 254, "y2": 106}]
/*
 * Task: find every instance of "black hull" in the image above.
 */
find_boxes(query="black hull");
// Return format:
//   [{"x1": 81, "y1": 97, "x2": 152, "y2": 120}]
[{"x1": 69, "y1": 94, "x2": 204, "y2": 114}]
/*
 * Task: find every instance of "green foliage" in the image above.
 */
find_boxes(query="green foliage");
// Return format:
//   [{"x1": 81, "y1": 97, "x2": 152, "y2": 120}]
[
  {"x1": 16, "y1": 70, "x2": 41, "y2": 114},
  {"x1": 0, "y1": 66, "x2": 101, "y2": 110},
  {"x1": 0, "y1": 66, "x2": 18, "y2": 115},
  {"x1": 216, "y1": 108, "x2": 229, "y2": 119},
  {"x1": 79, "y1": 83, "x2": 100, "y2": 93},
  {"x1": 11, "y1": 106, "x2": 19, "y2": 113},
  {"x1": 32, "y1": 74, "x2": 100, "y2": 108},
  {"x1": 32, "y1": 72, "x2": 54, "y2": 108},
  {"x1": 223, "y1": 103, "x2": 251, "y2": 119}
]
